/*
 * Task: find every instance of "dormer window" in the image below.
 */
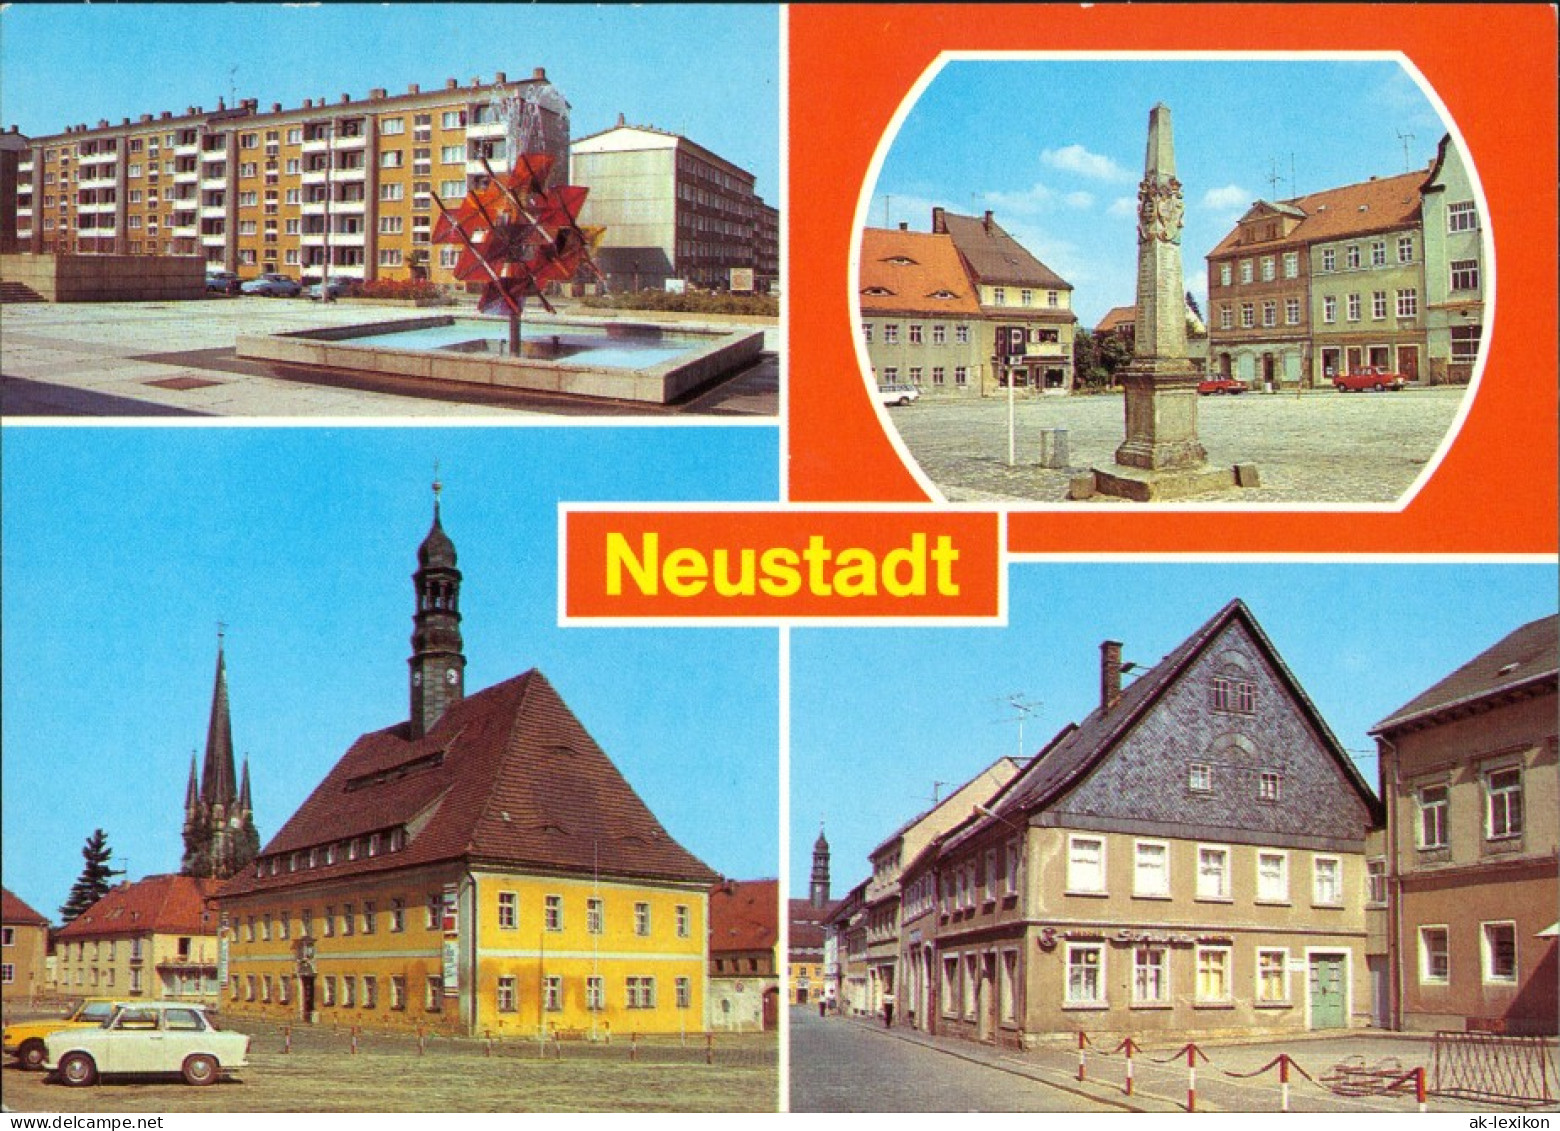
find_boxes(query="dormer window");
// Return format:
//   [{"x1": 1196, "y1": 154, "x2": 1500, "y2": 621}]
[
  {"x1": 884, "y1": 255, "x2": 917, "y2": 266},
  {"x1": 861, "y1": 286, "x2": 894, "y2": 296}
]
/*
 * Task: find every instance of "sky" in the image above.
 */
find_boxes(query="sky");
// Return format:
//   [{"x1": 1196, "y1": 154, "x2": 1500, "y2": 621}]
[
  {"x1": 791, "y1": 561, "x2": 1558, "y2": 899},
  {"x1": 0, "y1": 3, "x2": 780, "y2": 202},
  {"x1": 1, "y1": 426, "x2": 781, "y2": 921},
  {"x1": 868, "y1": 57, "x2": 1453, "y2": 328}
]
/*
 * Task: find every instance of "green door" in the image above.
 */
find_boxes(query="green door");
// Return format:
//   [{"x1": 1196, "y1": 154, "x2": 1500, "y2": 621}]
[{"x1": 1308, "y1": 954, "x2": 1347, "y2": 1029}]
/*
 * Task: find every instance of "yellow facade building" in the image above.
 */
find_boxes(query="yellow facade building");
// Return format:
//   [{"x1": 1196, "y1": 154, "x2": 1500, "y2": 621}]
[
  {"x1": 2, "y1": 887, "x2": 52, "y2": 1007},
  {"x1": 217, "y1": 492, "x2": 717, "y2": 1036}
]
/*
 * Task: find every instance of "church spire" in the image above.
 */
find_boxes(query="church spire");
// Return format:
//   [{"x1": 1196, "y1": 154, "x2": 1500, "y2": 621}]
[
  {"x1": 201, "y1": 631, "x2": 238, "y2": 810},
  {"x1": 185, "y1": 751, "x2": 200, "y2": 813},
  {"x1": 810, "y1": 822, "x2": 831, "y2": 908},
  {"x1": 181, "y1": 631, "x2": 260, "y2": 880},
  {"x1": 409, "y1": 475, "x2": 465, "y2": 738}
]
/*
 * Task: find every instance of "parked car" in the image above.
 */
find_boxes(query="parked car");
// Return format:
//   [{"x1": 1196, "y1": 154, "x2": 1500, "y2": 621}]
[
  {"x1": 878, "y1": 383, "x2": 921, "y2": 406},
  {"x1": 3, "y1": 998, "x2": 125, "y2": 1070},
  {"x1": 205, "y1": 270, "x2": 240, "y2": 296},
  {"x1": 1197, "y1": 377, "x2": 1248, "y2": 396},
  {"x1": 45, "y1": 1001, "x2": 249, "y2": 1087},
  {"x1": 240, "y1": 273, "x2": 302, "y2": 298},
  {"x1": 1333, "y1": 366, "x2": 1406, "y2": 392},
  {"x1": 303, "y1": 278, "x2": 358, "y2": 300}
]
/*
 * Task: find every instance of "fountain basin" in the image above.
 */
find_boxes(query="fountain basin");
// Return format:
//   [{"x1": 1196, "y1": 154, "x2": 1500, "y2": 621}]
[{"x1": 236, "y1": 314, "x2": 765, "y2": 404}]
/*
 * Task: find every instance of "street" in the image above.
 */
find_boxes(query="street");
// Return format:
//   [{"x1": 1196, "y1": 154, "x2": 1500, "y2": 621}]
[
  {"x1": 888, "y1": 385, "x2": 1468, "y2": 504},
  {"x1": 790, "y1": 1008, "x2": 1558, "y2": 1113}
]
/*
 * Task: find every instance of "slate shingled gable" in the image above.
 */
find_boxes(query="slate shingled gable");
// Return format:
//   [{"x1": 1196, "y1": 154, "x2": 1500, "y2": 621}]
[{"x1": 220, "y1": 668, "x2": 718, "y2": 898}]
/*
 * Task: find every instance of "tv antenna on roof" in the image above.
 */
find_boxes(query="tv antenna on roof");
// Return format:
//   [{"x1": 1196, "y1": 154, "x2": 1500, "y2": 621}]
[
  {"x1": 1396, "y1": 130, "x2": 1417, "y2": 172},
  {"x1": 991, "y1": 694, "x2": 1041, "y2": 760}
]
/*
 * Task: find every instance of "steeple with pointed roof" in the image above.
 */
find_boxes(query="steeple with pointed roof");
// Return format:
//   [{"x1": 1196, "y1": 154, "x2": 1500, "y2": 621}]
[
  {"x1": 181, "y1": 633, "x2": 260, "y2": 880},
  {"x1": 409, "y1": 477, "x2": 466, "y2": 739},
  {"x1": 810, "y1": 824, "x2": 831, "y2": 908}
]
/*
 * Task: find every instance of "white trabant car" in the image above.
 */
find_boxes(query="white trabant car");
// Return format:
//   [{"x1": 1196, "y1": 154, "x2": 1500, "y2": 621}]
[{"x1": 44, "y1": 1001, "x2": 250, "y2": 1087}]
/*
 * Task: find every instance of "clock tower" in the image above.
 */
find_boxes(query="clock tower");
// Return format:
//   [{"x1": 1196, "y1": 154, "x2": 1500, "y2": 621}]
[{"x1": 409, "y1": 480, "x2": 465, "y2": 739}]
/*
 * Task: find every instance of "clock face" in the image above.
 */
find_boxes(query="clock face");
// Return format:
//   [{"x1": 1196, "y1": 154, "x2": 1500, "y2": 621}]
[
  {"x1": 412, "y1": 671, "x2": 422, "y2": 686},
  {"x1": 445, "y1": 669, "x2": 459, "y2": 685}
]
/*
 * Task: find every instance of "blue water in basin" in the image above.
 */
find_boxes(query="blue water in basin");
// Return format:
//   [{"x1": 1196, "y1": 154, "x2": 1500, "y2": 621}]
[{"x1": 339, "y1": 319, "x2": 696, "y2": 370}]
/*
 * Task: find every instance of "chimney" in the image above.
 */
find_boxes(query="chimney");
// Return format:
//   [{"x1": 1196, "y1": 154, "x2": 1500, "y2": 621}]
[
  {"x1": 532, "y1": 67, "x2": 546, "y2": 81},
  {"x1": 340, "y1": 93, "x2": 351, "y2": 104},
  {"x1": 446, "y1": 78, "x2": 459, "y2": 90},
  {"x1": 303, "y1": 99, "x2": 313, "y2": 109},
  {"x1": 616, "y1": 112, "x2": 626, "y2": 128},
  {"x1": 898, "y1": 221, "x2": 908, "y2": 231},
  {"x1": 1100, "y1": 640, "x2": 1123, "y2": 712},
  {"x1": 408, "y1": 83, "x2": 420, "y2": 95},
  {"x1": 369, "y1": 88, "x2": 386, "y2": 100},
  {"x1": 932, "y1": 206, "x2": 946, "y2": 233},
  {"x1": 272, "y1": 103, "x2": 282, "y2": 113},
  {"x1": 494, "y1": 71, "x2": 507, "y2": 84},
  {"x1": 983, "y1": 209, "x2": 994, "y2": 231}
]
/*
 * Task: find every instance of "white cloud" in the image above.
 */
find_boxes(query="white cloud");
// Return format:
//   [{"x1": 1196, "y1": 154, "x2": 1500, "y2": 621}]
[
  {"x1": 1041, "y1": 144, "x2": 1132, "y2": 183},
  {"x1": 978, "y1": 183, "x2": 1057, "y2": 217},
  {"x1": 1107, "y1": 196, "x2": 1137, "y2": 217},
  {"x1": 1202, "y1": 184, "x2": 1252, "y2": 212},
  {"x1": 1063, "y1": 191, "x2": 1095, "y2": 210}
]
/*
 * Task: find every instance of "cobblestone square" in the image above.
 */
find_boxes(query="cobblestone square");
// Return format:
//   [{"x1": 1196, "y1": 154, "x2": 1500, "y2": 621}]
[{"x1": 888, "y1": 386, "x2": 1470, "y2": 504}]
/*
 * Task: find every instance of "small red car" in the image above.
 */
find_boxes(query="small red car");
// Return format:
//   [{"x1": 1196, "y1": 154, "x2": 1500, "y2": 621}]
[
  {"x1": 1197, "y1": 377, "x2": 1248, "y2": 396},
  {"x1": 1333, "y1": 366, "x2": 1406, "y2": 392}
]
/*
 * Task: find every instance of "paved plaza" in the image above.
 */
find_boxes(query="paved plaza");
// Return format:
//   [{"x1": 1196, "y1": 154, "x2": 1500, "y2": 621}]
[
  {"x1": 791, "y1": 1009, "x2": 1558, "y2": 1113},
  {"x1": 889, "y1": 386, "x2": 1471, "y2": 505},
  {"x1": 0, "y1": 298, "x2": 779, "y2": 419}
]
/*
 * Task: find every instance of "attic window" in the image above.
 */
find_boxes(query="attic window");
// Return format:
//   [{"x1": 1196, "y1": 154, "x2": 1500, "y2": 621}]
[
  {"x1": 1496, "y1": 661, "x2": 1520, "y2": 676},
  {"x1": 861, "y1": 286, "x2": 894, "y2": 296},
  {"x1": 1210, "y1": 675, "x2": 1256, "y2": 715},
  {"x1": 344, "y1": 749, "x2": 446, "y2": 792},
  {"x1": 389, "y1": 828, "x2": 407, "y2": 852},
  {"x1": 884, "y1": 255, "x2": 917, "y2": 266},
  {"x1": 927, "y1": 289, "x2": 958, "y2": 299}
]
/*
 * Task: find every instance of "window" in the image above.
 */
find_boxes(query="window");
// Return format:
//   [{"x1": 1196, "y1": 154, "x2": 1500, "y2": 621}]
[
  {"x1": 1133, "y1": 948, "x2": 1168, "y2": 1004},
  {"x1": 1347, "y1": 293, "x2": 1361, "y2": 322},
  {"x1": 0, "y1": 927, "x2": 12, "y2": 947},
  {"x1": 1372, "y1": 291, "x2": 1388, "y2": 320},
  {"x1": 675, "y1": 977, "x2": 692, "y2": 1009},
  {"x1": 341, "y1": 976, "x2": 355, "y2": 1008},
  {"x1": 1397, "y1": 235, "x2": 1415, "y2": 263},
  {"x1": 586, "y1": 976, "x2": 605, "y2": 1011},
  {"x1": 1197, "y1": 846, "x2": 1230, "y2": 900},
  {"x1": 1482, "y1": 922, "x2": 1517, "y2": 983},
  {"x1": 1196, "y1": 947, "x2": 1231, "y2": 1002},
  {"x1": 361, "y1": 901, "x2": 376, "y2": 935},
  {"x1": 498, "y1": 891, "x2": 518, "y2": 929},
  {"x1": 1260, "y1": 257, "x2": 1275, "y2": 281},
  {"x1": 954, "y1": 366, "x2": 968, "y2": 386},
  {"x1": 380, "y1": 182, "x2": 404, "y2": 202},
  {"x1": 861, "y1": 323, "x2": 872, "y2": 344},
  {"x1": 883, "y1": 324, "x2": 899, "y2": 345},
  {"x1": 1447, "y1": 201, "x2": 1478, "y2": 232},
  {"x1": 1211, "y1": 675, "x2": 1256, "y2": 713},
  {"x1": 1133, "y1": 841, "x2": 1169, "y2": 898},
  {"x1": 544, "y1": 976, "x2": 563, "y2": 1012},
  {"x1": 390, "y1": 898, "x2": 405, "y2": 933},
  {"x1": 1396, "y1": 288, "x2": 1419, "y2": 319},
  {"x1": 440, "y1": 145, "x2": 464, "y2": 165},
  {"x1": 545, "y1": 894, "x2": 563, "y2": 931},
  {"x1": 426, "y1": 976, "x2": 443, "y2": 1012},
  {"x1": 1257, "y1": 852, "x2": 1289, "y2": 902},
  {"x1": 992, "y1": 286, "x2": 1006, "y2": 304},
  {"x1": 941, "y1": 956, "x2": 959, "y2": 1015},
  {"x1": 1282, "y1": 252, "x2": 1299, "y2": 278},
  {"x1": 341, "y1": 903, "x2": 354, "y2": 936},
  {"x1": 1256, "y1": 950, "x2": 1288, "y2": 1003},
  {"x1": 1187, "y1": 762, "x2": 1213, "y2": 793},
  {"x1": 441, "y1": 110, "x2": 466, "y2": 129},
  {"x1": 931, "y1": 366, "x2": 946, "y2": 386},
  {"x1": 261, "y1": 913, "x2": 272, "y2": 941},
  {"x1": 381, "y1": 117, "x2": 405, "y2": 136},
  {"x1": 1261, "y1": 300, "x2": 1277, "y2": 328},
  {"x1": 1067, "y1": 836, "x2": 1105, "y2": 894},
  {"x1": 1219, "y1": 263, "x2": 1232, "y2": 286},
  {"x1": 634, "y1": 902, "x2": 651, "y2": 936},
  {"x1": 1418, "y1": 784, "x2": 1450, "y2": 848},
  {"x1": 955, "y1": 324, "x2": 970, "y2": 345},
  {"x1": 1323, "y1": 295, "x2": 1338, "y2": 324},
  {"x1": 390, "y1": 975, "x2": 406, "y2": 1010},
  {"x1": 1419, "y1": 926, "x2": 1449, "y2": 983},
  {"x1": 587, "y1": 897, "x2": 603, "y2": 935},
  {"x1": 1346, "y1": 245, "x2": 1361, "y2": 270},
  {"x1": 320, "y1": 976, "x2": 334, "y2": 1006},
  {"x1": 1004, "y1": 839, "x2": 1021, "y2": 895},
  {"x1": 1065, "y1": 944, "x2": 1104, "y2": 1005},
  {"x1": 626, "y1": 976, "x2": 656, "y2": 1009},
  {"x1": 931, "y1": 324, "x2": 946, "y2": 344},
  {"x1": 1313, "y1": 856, "x2": 1343, "y2": 905},
  {"x1": 676, "y1": 905, "x2": 691, "y2": 938},
  {"x1": 1370, "y1": 240, "x2": 1386, "y2": 267},
  {"x1": 1367, "y1": 860, "x2": 1387, "y2": 905},
  {"x1": 362, "y1": 976, "x2": 378, "y2": 1009},
  {"x1": 1240, "y1": 303, "x2": 1255, "y2": 328},
  {"x1": 908, "y1": 324, "x2": 923, "y2": 345},
  {"x1": 1239, "y1": 260, "x2": 1253, "y2": 284},
  {"x1": 1259, "y1": 772, "x2": 1282, "y2": 802},
  {"x1": 1219, "y1": 305, "x2": 1233, "y2": 330},
  {"x1": 426, "y1": 893, "x2": 442, "y2": 930},
  {"x1": 963, "y1": 953, "x2": 979, "y2": 1016},
  {"x1": 1449, "y1": 259, "x2": 1480, "y2": 292},
  {"x1": 1322, "y1": 248, "x2": 1336, "y2": 272},
  {"x1": 1285, "y1": 298, "x2": 1301, "y2": 325},
  {"x1": 1486, "y1": 767, "x2": 1523, "y2": 838}
]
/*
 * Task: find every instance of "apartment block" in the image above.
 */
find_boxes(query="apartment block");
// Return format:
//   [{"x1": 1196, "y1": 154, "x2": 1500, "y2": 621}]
[{"x1": 9, "y1": 69, "x2": 569, "y2": 286}]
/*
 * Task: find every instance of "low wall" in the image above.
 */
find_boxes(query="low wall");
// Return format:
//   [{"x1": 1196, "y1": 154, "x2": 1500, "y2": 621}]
[{"x1": 0, "y1": 252, "x2": 205, "y2": 302}]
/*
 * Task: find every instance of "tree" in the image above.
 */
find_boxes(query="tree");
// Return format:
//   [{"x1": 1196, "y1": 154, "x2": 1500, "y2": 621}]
[
  {"x1": 1184, "y1": 290, "x2": 1204, "y2": 322},
  {"x1": 59, "y1": 828, "x2": 123, "y2": 924}
]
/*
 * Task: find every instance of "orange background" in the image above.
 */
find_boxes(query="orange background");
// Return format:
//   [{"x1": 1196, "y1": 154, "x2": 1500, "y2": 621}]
[
  {"x1": 563, "y1": 509, "x2": 1002, "y2": 619},
  {"x1": 787, "y1": 4, "x2": 1558, "y2": 554}
]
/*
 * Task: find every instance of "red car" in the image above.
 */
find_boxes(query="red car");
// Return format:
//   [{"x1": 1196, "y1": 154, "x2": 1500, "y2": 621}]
[
  {"x1": 1333, "y1": 366, "x2": 1406, "y2": 392},
  {"x1": 1197, "y1": 377, "x2": 1248, "y2": 395}
]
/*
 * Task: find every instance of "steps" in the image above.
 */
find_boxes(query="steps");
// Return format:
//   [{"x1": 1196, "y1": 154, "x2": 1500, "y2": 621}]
[{"x1": 0, "y1": 280, "x2": 47, "y2": 304}]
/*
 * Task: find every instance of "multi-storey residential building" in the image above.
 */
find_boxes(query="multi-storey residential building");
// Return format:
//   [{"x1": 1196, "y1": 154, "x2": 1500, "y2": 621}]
[
  {"x1": 754, "y1": 199, "x2": 780, "y2": 292},
  {"x1": 216, "y1": 493, "x2": 717, "y2": 1037},
  {"x1": 1, "y1": 127, "x2": 29, "y2": 255},
  {"x1": 858, "y1": 225, "x2": 988, "y2": 398},
  {"x1": 51, "y1": 875, "x2": 222, "y2": 1002},
  {"x1": 1207, "y1": 167, "x2": 1433, "y2": 387},
  {"x1": 9, "y1": 70, "x2": 569, "y2": 286},
  {"x1": 902, "y1": 601, "x2": 1380, "y2": 1047},
  {"x1": 933, "y1": 208, "x2": 1077, "y2": 394},
  {"x1": 570, "y1": 117, "x2": 770, "y2": 291},
  {"x1": 1419, "y1": 133, "x2": 1486, "y2": 384},
  {"x1": 707, "y1": 879, "x2": 779, "y2": 1031},
  {"x1": 862, "y1": 759, "x2": 1020, "y2": 1025},
  {"x1": 1370, "y1": 614, "x2": 1557, "y2": 1035},
  {"x1": 1, "y1": 887, "x2": 51, "y2": 1006},
  {"x1": 823, "y1": 880, "x2": 869, "y2": 1016}
]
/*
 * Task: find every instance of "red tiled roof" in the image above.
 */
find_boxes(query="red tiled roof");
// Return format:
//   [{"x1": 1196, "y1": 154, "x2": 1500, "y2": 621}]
[
  {"x1": 2, "y1": 886, "x2": 50, "y2": 928},
  {"x1": 56, "y1": 875, "x2": 220, "y2": 940},
  {"x1": 1207, "y1": 168, "x2": 1426, "y2": 258},
  {"x1": 788, "y1": 896, "x2": 838, "y2": 950},
  {"x1": 709, "y1": 879, "x2": 778, "y2": 954},
  {"x1": 220, "y1": 669, "x2": 718, "y2": 898},
  {"x1": 859, "y1": 228, "x2": 981, "y2": 316},
  {"x1": 1096, "y1": 305, "x2": 1136, "y2": 334}
]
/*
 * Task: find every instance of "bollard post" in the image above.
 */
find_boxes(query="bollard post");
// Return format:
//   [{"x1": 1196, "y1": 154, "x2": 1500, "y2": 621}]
[
  {"x1": 1280, "y1": 1054, "x2": 1290, "y2": 1113},
  {"x1": 1415, "y1": 1065, "x2": 1426, "y2": 1113},
  {"x1": 1123, "y1": 1038, "x2": 1138, "y2": 1096},
  {"x1": 706, "y1": 1033, "x2": 714, "y2": 1065},
  {"x1": 484, "y1": 1028, "x2": 493, "y2": 1057},
  {"x1": 1077, "y1": 1031, "x2": 1087, "y2": 1082},
  {"x1": 417, "y1": 1023, "x2": 426, "y2": 1056},
  {"x1": 283, "y1": 1025, "x2": 292, "y2": 1054},
  {"x1": 1187, "y1": 1044, "x2": 1197, "y2": 1113},
  {"x1": 631, "y1": 1031, "x2": 639, "y2": 1062},
  {"x1": 351, "y1": 1025, "x2": 360, "y2": 1055}
]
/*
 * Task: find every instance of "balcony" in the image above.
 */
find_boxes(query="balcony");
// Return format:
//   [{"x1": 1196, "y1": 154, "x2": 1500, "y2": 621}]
[
  {"x1": 329, "y1": 262, "x2": 366, "y2": 279},
  {"x1": 332, "y1": 133, "x2": 368, "y2": 151},
  {"x1": 174, "y1": 169, "x2": 199, "y2": 184},
  {"x1": 79, "y1": 173, "x2": 118, "y2": 191},
  {"x1": 200, "y1": 205, "x2": 228, "y2": 220},
  {"x1": 301, "y1": 200, "x2": 329, "y2": 216},
  {"x1": 331, "y1": 230, "x2": 367, "y2": 247},
  {"x1": 333, "y1": 165, "x2": 366, "y2": 183},
  {"x1": 466, "y1": 120, "x2": 506, "y2": 141},
  {"x1": 18, "y1": 160, "x2": 34, "y2": 175},
  {"x1": 334, "y1": 197, "x2": 367, "y2": 214},
  {"x1": 175, "y1": 142, "x2": 201, "y2": 158},
  {"x1": 300, "y1": 232, "x2": 327, "y2": 246},
  {"x1": 77, "y1": 199, "x2": 116, "y2": 214},
  {"x1": 16, "y1": 205, "x2": 32, "y2": 218},
  {"x1": 301, "y1": 169, "x2": 329, "y2": 186},
  {"x1": 466, "y1": 157, "x2": 510, "y2": 177},
  {"x1": 200, "y1": 176, "x2": 228, "y2": 192},
  {"x1": 201, "y1": 233, "x2": 227, "y2": 247},
  {"x1": 171, "y1": 225, "x2": 198, "y2": 239},
  {"x1": 79, "y1": 149, "x2": 118, "y2": 167},
  {"x1": 301, "y1": 137, "x2": 331, "y2": 154}
]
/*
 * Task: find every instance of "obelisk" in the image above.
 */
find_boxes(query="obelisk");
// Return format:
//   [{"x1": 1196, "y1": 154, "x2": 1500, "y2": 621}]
[{"x1": 1084, "y1": 103, "x2": 1247, "y2": 501}]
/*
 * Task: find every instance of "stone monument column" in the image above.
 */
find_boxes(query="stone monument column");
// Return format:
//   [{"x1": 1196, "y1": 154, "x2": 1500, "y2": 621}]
[{"x1": 1082, "y1": 103, "x2": 1250, "y2": 501}]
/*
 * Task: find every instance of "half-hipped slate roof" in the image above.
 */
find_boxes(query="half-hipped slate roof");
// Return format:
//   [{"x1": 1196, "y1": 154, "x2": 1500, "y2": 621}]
[
  {"x1": 858, "y1": 227, "x2": 982, "y2": 317},
  {"x1": 56, "y1": 875, "x2": 220, "y2": 940},
  {"x1": 220, "y1": 669, "x2": 718, "y2": 897},
  {"x1": 1372, "y1": 614, "x2": 1559, "y2": 736},
  {"x1": 983, "y1": 599, "x2": 1378, "y2": 824},
  {"x1": 2, "y1": 886, "x2": 50, "y2": 928},
  {"x1": 710, "y1": 879, "x2": 779, "y2": 956}
]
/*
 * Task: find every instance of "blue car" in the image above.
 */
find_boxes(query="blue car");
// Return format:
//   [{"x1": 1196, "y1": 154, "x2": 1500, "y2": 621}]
[{"x1": 240, "y1": 273, "x2": 302, "y2": 297}]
